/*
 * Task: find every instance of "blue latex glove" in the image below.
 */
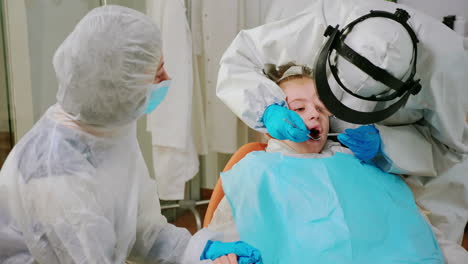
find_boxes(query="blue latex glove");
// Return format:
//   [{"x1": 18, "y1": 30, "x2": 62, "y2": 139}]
[
  {"x1": 262, "y1": 104, "x2": 309, "y2": 142},
  {"x1": 338, "y1": 125, "x2": 381, "y2": 161},
  {"x1": 200, "y1": 240, "x2": 263, "y2": 264}
]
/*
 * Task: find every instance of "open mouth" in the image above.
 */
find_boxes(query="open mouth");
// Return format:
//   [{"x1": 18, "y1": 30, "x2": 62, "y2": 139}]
[{"x1": 309, "y1": 128, "x2": 321, "y2": 141}]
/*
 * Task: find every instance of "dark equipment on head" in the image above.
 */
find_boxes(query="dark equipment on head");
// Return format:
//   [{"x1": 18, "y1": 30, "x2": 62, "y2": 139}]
[{"x1": 314, "y1": 8, "x2": 422, "y2": 124}]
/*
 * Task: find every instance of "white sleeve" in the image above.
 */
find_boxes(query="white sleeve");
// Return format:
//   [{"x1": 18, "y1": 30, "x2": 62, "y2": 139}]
[
  {"x1": 216, "y1": 9, "x2": 327, "y2": 132},
  {"x1": 141, "y1": 224, "x2": 220, "y2": 264},
  {"x1": 216, "y1": 29, "x2": 284, "y2": 132},
  {"x1": 418, "y1": 207, "x2": 468, "y2": 264},
  {"x1": 129, "y1": 161, "x2": 192, "y2": 263},
  {"x1": 130, "y1": 161, "x2": 220, "y2": 264},
  {"x1": 20, "y1": 178, "x2": 118, "y2": 264},
  {"x1": 374, "y1": 124, "x2": 437, "y2": 176}
]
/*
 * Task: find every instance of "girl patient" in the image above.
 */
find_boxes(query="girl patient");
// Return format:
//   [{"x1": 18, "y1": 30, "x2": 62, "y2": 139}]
[{"x1": 207, "y1": 64, "x2": 446, "y2": 263}]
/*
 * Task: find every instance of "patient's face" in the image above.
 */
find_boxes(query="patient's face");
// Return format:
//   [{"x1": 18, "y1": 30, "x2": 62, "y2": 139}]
[{"x1": 280, "y1": 78, "x2": 330, "y2": 154}]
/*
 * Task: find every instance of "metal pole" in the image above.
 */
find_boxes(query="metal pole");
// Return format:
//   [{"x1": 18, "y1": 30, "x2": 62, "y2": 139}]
[
  {"x1": 99, "y1": 0, "x2": 107, "y2": 6},
  {"x1": 160, "y1": 199, "x2": 209, "y2": 210},
  {"x1": 161, "y1": 200, "x2": 210, "y2": 231},
  {"x1": 185, "y1": 0, "x2": 192, "y2": 28}
]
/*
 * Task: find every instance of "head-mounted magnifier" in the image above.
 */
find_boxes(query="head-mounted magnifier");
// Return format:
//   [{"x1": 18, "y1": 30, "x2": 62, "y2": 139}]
[{"x1": 314, "y1": 8, "x2": 421, "y2": 124}]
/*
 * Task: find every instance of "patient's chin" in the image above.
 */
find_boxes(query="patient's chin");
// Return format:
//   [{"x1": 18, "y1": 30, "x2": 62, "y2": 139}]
[{"x1": 296, "y1": 140, "x2": 325, "y2": 154}]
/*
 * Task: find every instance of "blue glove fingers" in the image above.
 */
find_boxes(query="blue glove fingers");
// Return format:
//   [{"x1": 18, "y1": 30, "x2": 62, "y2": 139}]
[
  {"x1": 201, "y1": 241, "x2": 235, "y2": 259},
  {"x1": 345, "y1": 125, "x2": 379, "y2": 137},
  {"x1": 286, "y1": 126, "x2": 310, "y2": 143},
  {"x1": 231, "y1": 242, "x2": 254, "y2": 256},
  {"x1": 201, "y1": 241, "x2": 262, "y2": 263},
  {"x1": 354, "y1": 149, "x2": 377, "y2": 161},
  {"x1": 340, "y1": 134, "x2": 367, "y2": 145},
  {"x1": 338, "y1": 134, "x2": 373, "y2": 159},
  {"x1": 287, "y1": 110, "x2": 308, "y2": 131},
  {"x1": 337, "y1": 134, "x2": 366, "y2": 148},
  {"x1": 338, "y1": 134, "x2": 378, "y2": 160},
  {"x1": 239, "y1": 254, "x2": 263, "y2": 264},
  {"x1": 286, "y1": 109, "x2": 309, "y2": 142},
  {"x1": 263, "y1": 104, "x2": 309, "y2": 142},
  {"x1": 290, "y1": 131, "x2": 310, "y2": 142},
  {"x1": 238, "y1": 257, "x2": 252, "y2": 264},
  {"x1": 263, "y1": 104, "x2": 288, "y2": 140},
  {"x1": 341, "y1": 125, "x2": 380, "y2": 148},
  {"x1": 200, "y1": 240, "x2": 217, "y2": 259},
  {"x1": 232, "y1": 242, "x2": 262, "y2": 263}
]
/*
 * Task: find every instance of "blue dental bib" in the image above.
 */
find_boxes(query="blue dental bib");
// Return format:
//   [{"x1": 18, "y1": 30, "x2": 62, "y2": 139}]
[{"x1": 221, "y1": 152, "x2": 443, "y2": 264}]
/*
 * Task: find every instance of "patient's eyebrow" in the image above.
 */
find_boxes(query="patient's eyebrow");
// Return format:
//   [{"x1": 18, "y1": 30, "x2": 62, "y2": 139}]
[{"x1": 288, "y1": 98, "x2": 307, "y2": 104}]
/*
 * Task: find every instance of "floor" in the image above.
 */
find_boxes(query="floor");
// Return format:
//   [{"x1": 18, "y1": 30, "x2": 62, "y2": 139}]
[
  {"x1": 171, "y1": 203, "x2": 468, "y2": 251},
  {"x1": 170, "y1": 204, "x2": 208, "y2": 235}
]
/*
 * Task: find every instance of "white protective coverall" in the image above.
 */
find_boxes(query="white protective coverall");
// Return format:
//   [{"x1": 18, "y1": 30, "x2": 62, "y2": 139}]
[
  {"x1": 0, "y1": 5, "x2": 218, "y2": 264},
  {"x1": 216, "y1": 0, "x2": 468, "y2": 243}
]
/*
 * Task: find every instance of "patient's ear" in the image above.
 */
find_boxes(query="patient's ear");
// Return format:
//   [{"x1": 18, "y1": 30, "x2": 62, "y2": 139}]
[{"x1": 265, "y1": 133, "x2": 273, "y2": 140}]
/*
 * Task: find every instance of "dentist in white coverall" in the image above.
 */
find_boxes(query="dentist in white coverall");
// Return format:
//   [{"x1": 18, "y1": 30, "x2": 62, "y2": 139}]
[
  {"x1": 216, "y1": 0, "x2": 468, "y2": 262},
  {"x1": 0, "y1": 5, "x2": 253, "y2": 264}
]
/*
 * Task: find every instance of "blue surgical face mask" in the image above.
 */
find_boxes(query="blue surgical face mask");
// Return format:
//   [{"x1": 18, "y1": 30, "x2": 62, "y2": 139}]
[{"x1": 145, "y1": 80, "x2": 171, "y2": 114}]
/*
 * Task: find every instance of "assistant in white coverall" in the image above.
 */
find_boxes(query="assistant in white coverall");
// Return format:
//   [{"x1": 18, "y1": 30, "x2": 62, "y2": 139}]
[{"x1": 0, "y1": 5, "x2": 256, "y2": 264}]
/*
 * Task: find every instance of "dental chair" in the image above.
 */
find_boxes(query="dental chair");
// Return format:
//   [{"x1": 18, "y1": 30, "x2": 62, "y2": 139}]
[{"x1": 203, "y1": 142, "x2": 267, "y2": 227}]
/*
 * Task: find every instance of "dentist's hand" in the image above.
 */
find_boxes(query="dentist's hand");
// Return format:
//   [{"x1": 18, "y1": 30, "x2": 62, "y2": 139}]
[
  {"x1": 262, "y1": 104, "x2": 309, "y2": 142},
  {"x1": 338, "y1": 125, "x2": 381, "y2": 161},
  {"x1": 201, "y1": 240, "x2": 263, "y2": 264},
  {"x1": 213, "y1": 253, "x2": 238, "y2": 264}
]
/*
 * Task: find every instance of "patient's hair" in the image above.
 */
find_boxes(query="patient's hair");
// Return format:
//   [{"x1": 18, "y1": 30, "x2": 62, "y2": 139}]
[
  {"x1": 263, "y1": 62, "x2": 314, "y2": 85},
  {"x1": 277, "y1": 74, "x2": 312, "y2": 86}
]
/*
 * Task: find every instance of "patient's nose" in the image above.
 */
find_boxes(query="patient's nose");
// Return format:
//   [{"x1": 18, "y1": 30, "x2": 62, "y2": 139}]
[{"x1": 305, "y1": 106, "x2": 320, "y2": 121}]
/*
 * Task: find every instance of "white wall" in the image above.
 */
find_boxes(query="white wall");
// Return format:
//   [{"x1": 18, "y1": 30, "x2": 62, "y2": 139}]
[
  {"x1": 107, "y1": 0, "x2": 146, "y2": 13},
  {"x1": 399, "y1": 0, "x2": 468, "y2": 36},
  {"x1": 399, "y1": 0, "x2": 468, "y2": 20},
  {"x1": 25, "y1": 0, "x2": 100, "y2": 121},
  {"x1": 25, "y1": 0, "x2": 146, "y2": 122}
]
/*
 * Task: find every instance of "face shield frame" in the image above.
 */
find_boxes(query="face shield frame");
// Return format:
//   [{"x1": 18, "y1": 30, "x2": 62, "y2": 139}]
[{"x1": 314, "y1": 8, "x2": 422, "y2": 124}]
